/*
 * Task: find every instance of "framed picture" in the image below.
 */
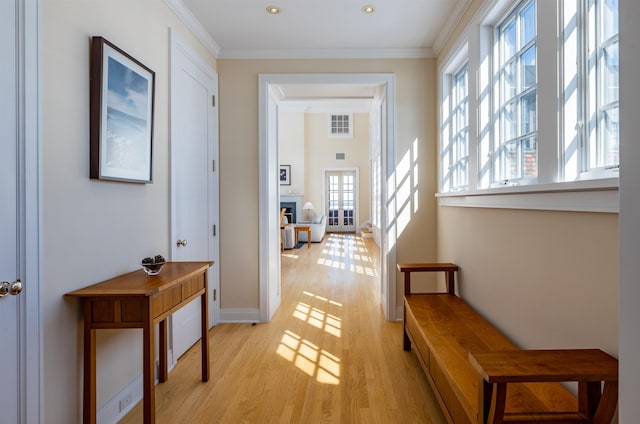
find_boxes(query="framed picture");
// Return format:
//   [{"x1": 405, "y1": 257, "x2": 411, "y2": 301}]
[
  {"x1": 279, "y1": 165, "x2": 291, "y2": 185},
  {"x1": 90, "y1": 36, "x2": 155, "y2": 183}
]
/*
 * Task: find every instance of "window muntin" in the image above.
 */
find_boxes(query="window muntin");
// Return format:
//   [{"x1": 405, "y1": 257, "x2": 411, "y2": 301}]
[
  {"x1": 495, "y1": 0, "x2": 537, "y2": 183},
  {"x1": 437, "y1": 0, "x2": 620, "y2": 206},
  {"x1": 585, "y1": 0, "x2": 619, "y2": 171},
  {"x1": 441, "y1": 61, "x2": 470, "y2": 193},
  {"x1": 451, "y1": 64, "x2": 470, "y2": 189},
  {"x1": 329, "y1": 114, "x2": 352, "y2": 138}
]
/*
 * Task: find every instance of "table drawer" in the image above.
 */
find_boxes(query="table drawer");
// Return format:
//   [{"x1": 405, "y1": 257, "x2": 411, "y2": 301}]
[
  {"x1": 152, "y1": 275, "x2": 205, "y2": 319},
  {"x1": 152, "y1": 286, "x2": 183, "y2": 319},
  {"x1": 90, "y1": 298, "x2": 145, "y2": 327},
  {"x1": 181, "y1": 275, "x2": 205, "y2": 299}
]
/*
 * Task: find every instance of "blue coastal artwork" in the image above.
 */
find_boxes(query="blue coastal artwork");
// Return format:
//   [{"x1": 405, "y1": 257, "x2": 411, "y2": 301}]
[{"x1": 105, "y1": 57, "x2": 149, "y2": 172}]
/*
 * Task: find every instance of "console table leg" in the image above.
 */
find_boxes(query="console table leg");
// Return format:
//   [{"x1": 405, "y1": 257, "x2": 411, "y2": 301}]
[
  {"x1": 83, "y1": 300, "x2": 96, "y2": 424},
  {"x1": 142, "y1": 301, "x2": 155, "y2": 424},
  {"x1": 158, "y1": 319, "x2": 168, "y2": 383},
  {"x1": 201, "y1": 284, "x2": 210, "y2": 382}
]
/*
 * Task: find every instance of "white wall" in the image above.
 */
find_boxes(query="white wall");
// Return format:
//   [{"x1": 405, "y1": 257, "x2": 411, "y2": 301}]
[
  {"x1": 278, "y1": 111, "x2": 305, "y2": 195},
  {"x1": 41, "y1": 1, "x2": 215, "y2": 421},
  {"x1": 619, "y1": 0, "x2": 640, "y2": 419},
  {"x1": 436, "y1": 0, "x2": 630, "y2": 417},
  {"x1": 304, "y1": 113, "x2": 370, "y2": 224},
  {"x1": 218, "y1": 59, "x2": 438, "y2": 311}
]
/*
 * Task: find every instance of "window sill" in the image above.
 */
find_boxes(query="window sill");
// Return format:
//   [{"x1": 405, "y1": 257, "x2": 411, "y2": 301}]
[{"x1": 436, "y1": 178, "x2": 619, "y2": 213}]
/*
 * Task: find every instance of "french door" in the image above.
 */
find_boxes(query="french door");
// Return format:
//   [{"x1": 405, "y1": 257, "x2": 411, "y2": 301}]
[{"x1": 326, "y1": 170, "x2": 357, "y2": 233}]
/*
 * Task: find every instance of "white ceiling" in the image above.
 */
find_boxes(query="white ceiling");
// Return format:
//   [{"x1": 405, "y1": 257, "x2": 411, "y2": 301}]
[
  {"x1": 177, "y1": 0, "x2": 470, "y2": 59},
  {"x1": 171, "y1": 0, "x2": 470, "y2": 110}
]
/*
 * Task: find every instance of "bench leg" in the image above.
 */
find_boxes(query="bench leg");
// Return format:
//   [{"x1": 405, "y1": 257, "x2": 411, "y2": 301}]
[
  {"x1": 590, "y1": 381, "x2": 619, "y2": 424},
  {"x1": 478, "y1": 378, "x2": 506, "y2": 424},
  {"x1": 403, "y1": 327, "x2": 411, "y2": 351},
  {"x1": 446, "y1": 270, "x2": 455, "y2": 295},
  {"x1": 579, "y1": 381, "x2": 602, "y2": 419},
  {"x1": 403, "y1": 306, "x2": 411, "y2": 351}
]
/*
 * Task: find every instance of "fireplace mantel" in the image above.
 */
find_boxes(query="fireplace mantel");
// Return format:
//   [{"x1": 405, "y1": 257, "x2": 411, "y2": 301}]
[{"x1": 280, "y1": 194, "x2": 303, "y2": 223}]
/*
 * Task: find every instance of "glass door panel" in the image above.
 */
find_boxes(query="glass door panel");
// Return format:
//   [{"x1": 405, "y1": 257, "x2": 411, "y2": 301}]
[{"x1": 326, "y1": 171, "x2": 357, "y2": 232}]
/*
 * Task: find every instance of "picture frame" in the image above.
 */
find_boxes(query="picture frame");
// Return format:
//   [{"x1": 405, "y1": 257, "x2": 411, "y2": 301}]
[
  {"x1": 90, "y1": 36, "x2": 155, "y2": 183},
  {"x1": 279, "y1": 165, "x2": 291, "y2": 185}
]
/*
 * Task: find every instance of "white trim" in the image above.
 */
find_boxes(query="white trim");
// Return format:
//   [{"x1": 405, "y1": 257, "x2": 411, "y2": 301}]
[
  {"x1": 259, "y1": 73, "x2": 398, "y2": 322},
  {"x1": 219, "y1": 47, "x2": 434, "y2": 60},
  {"x1": 437, "y1": 178, "x2": 619, "y2": 212},
  {"x1": 219, "y1": 308, "x2": 261, "y2": 323},
  {"x1": 22, "y1": 0, "x2": 42, "y2": 422},
  {"x1": 163, "y1": 0, "x2": 221, "y2": 58},
  {"x1": 395, "y1": 307, "x2": 404, "y2": 322},
  {"x1": 433, "y1": 0, "x2": 474, "y2": 56},
  {"x1": 96, "y1": 374, "x2": 143, "y2": 424}
]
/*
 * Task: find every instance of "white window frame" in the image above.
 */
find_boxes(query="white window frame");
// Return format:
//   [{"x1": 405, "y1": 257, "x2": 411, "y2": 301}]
[
  {"x1": 492, "y1": 0, "x2": 538, "y2": 186},
  {"x1": 436, "y1": 0, "x2": 619, "y2": 213},
  {"x1": 440, "y1": 60, "x2": 470, "y2": 192},
  {"x1": 582, "y1": 0, "x2": 620, "y2": 178},
  {"x1": 328, "y1": 113, "x2": 353, "y2": 138}
]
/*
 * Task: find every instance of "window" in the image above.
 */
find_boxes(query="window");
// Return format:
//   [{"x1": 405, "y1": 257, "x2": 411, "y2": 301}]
[
  {"x1": 584, "y1": 0, "x2": 619, "y2": 173},
  {"x1": 450, "y1": 64, "x2": 470, "y2": 190},
  {"x1": 436, "y1": 0, "x2": 619, "y2": 211},
  {"x1": 439, "y1": 42, "x2": 469, "y2": 193},
  {"x1": 495, "y1": 0, "x2": 537, "y2": 183},
  {"x1": 328, "y1": 114, "x2": 352, "y2": 137}
]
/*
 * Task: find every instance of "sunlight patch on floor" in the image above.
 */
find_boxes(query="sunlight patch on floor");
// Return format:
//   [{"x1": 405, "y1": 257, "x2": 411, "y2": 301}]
[
  {"x1": 293, "y1": 301, "x2": 341, "y2": 337},
  {"x1": 317, "y1": 236, "x2": 378, "y2": 276},
  {"x1": 276, "y1": 330, "x2": 340, "y2": 385}
]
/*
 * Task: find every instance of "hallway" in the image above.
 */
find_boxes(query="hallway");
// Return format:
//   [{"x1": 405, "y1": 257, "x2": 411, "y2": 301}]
[{"x1": 121, "y1": 234, "x2": 445, "y2": 423}]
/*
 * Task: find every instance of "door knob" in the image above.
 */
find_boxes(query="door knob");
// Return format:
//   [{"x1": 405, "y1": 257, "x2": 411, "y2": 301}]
[
  {"x1": 0, "y1": 280, "x2": 22, "y2": 298},
  {"x1": 176, "y1": 240, "x2": 188, "y2": 247}
]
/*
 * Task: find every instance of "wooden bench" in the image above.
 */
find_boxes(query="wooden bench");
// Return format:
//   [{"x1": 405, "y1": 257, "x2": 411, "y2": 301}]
[{"x1": 398, "y1": 263, "x2": 618, "y2": 424}]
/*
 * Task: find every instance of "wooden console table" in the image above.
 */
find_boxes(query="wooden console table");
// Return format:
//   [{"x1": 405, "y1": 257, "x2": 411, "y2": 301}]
[{"x1": 67, "y1": 261, "x2": 213, "y2": 424}]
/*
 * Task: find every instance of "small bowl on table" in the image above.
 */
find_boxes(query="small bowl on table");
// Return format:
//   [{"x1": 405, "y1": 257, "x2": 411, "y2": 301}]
[{"x1": 141, "y1": 261, "x2": 165, "y2": 276}]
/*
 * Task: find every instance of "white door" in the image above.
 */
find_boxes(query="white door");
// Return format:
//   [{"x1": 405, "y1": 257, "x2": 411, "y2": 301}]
[
  {"x1": 1, "y1": 0, "x2": 21, "y2": 420},
  {"x1": 326, "y1": 170, "x2": 357, "y2": 232},
  {"x1": 170, "y1": 32, "x2": 219, "y2": 362},
  {"x1": 0, "y1": 1, "x2": 26, "y2": 423}
]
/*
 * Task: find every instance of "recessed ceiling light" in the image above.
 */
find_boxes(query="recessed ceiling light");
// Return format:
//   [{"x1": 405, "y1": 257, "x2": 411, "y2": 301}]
[
  {"x1": 362, "y1": 5, "x2": 375, "y2": 14},
  {"x1": 266, "y1": 6, "x2": 281, "y2": 14}
]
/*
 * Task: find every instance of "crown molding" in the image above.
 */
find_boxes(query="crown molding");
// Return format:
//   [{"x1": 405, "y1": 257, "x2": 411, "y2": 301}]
[
  {"x1": 163, "y1": 0, "x2": 221, "y2": 58},
  {"x1": 218, "y1": 47, "x2": 435, "y2": 60},
  {"x1": 432, "y1": 0, "x2": 473, "y2": 56}
]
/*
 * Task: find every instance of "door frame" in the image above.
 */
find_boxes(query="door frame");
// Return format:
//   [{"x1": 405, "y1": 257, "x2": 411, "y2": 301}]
[
  {"x1": 322, "y1": 167, "x2": 360, "y2": 232},
  {"x1": 169, "y1": 29, "x2": 220, "y2": 337},
  {"x1": 258, "y1": 73, "x2": 397, "y2": 322},
  {"x1": 20, "y1": 0, "x2": 43, "y2": 421}
]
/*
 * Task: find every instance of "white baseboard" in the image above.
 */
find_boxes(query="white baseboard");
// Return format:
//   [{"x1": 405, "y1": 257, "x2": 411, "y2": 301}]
[
  {"x1": 219, "y1": 308, "x2": 261, "y2": 323},
  {"x1": 97, "y1": 349, "x2": 174, "y2": 424},
  {"x1": 97, "y1": 374, "x2": 143, "y2": 424},
  {"x1": 395, "y1": 307, "x2": 404, "y2": 322}
]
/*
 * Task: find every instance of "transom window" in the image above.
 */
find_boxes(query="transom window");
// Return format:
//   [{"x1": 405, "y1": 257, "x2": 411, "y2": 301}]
[
  {"x1": 328, "y1": 114, "x2": 352, "y2": 138},
  {"x1": 495, "y1": 0, "x2": 537, "y2": 183}
]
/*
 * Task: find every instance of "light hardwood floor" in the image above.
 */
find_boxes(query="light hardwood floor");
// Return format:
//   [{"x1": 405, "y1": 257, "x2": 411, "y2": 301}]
[{"x1": 121, "y1": 234, "x2": 445, "y2": 423}]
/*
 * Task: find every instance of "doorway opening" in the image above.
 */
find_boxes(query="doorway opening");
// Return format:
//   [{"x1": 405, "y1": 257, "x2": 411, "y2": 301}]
[{"x1": 258, "y1": 73, "x2": 397, "y2": 323}]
